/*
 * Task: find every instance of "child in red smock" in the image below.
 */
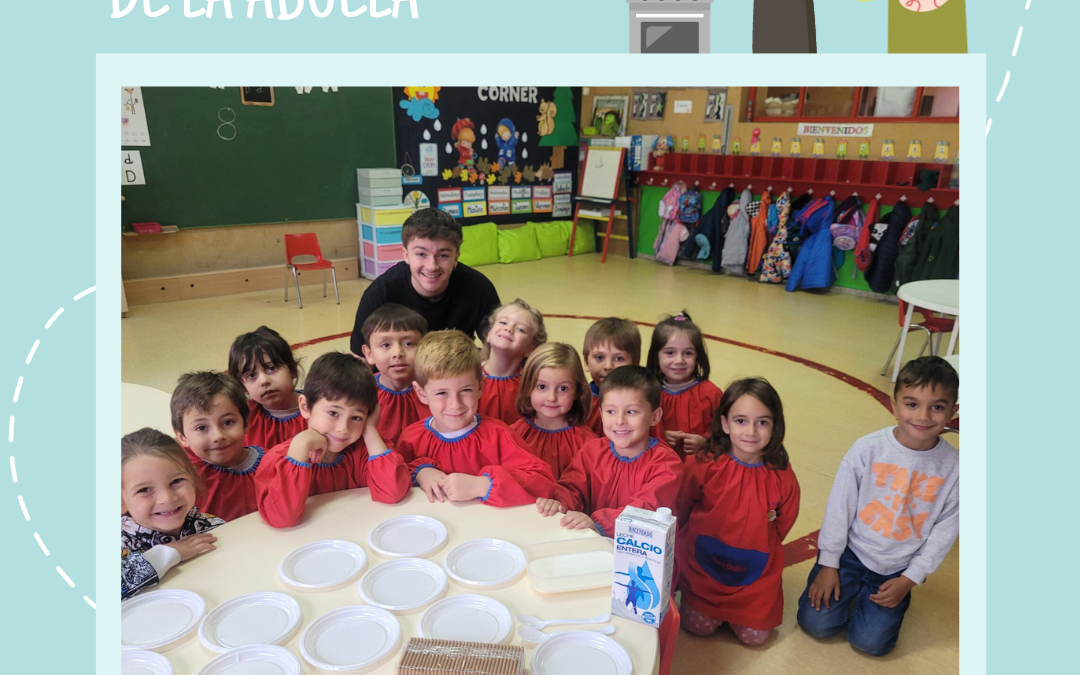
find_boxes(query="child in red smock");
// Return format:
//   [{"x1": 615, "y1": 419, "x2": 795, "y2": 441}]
[
  {"x1": 396, "y1": 330, "x2": 556, "y2": 507},
  {"x1": 677, "y1": 378, "x2": 800, "y2": 646},
  {"x1": 358, "y1": 303, "x2": 430, "y2": 448},
  {"x1": 256, "y1": 352, "x2": 410, "y2": 528},
  {"x1": 646, "y1": 311, "x2": 723, "y2": 459},
  {"x1": 171, "y1": 371, "x2": 263, "y2": 521},
  {"x1": 581, "y1": 318, "x2": 642, "y2": 436},
  {"x1": 509, "y1": 342, "x2": 597, "y2": 480},
  {"x1": 228, "y1": 326, "x2": 306, "y2": 451},
  {"x1": 477, "y1": 299, "x2": 546, "y2": 425},
  {"x1": 536, "y1": 365, "x2": 683, "y2": 537}
]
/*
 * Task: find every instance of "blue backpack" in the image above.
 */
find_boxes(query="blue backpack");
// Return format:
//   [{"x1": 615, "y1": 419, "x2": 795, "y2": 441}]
[{"x1": 678, "y1": 190, "x2": 703, "y2": 225}]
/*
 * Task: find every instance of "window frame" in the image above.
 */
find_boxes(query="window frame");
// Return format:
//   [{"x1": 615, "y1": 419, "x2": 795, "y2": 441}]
[{"x1": 748, "y1": 86, "x2": 959, "y2": 124}]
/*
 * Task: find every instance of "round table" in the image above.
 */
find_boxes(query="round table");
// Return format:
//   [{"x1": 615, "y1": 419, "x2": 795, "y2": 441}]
[
  {"x1": 893, "y1": 279, "x2": 960, "y2": 382},
  {"x1": 121, "y1": 382, "x2": 174, "y2": 436},
  {"x1": 149, "y1": 488, "x2": 660, "y2": 674}
]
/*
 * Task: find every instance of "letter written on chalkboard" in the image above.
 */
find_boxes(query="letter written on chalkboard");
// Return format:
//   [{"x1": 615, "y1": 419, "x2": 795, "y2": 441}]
[{"x1": 241, "y1": 87, "x2": 275, "y2": 106}]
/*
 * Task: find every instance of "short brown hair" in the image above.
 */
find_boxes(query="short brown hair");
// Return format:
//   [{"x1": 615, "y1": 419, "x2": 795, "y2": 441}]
[
  {"x1": 702, "y1": 377, "x2": 789, "y2": 470},
  {"x1": 599, "y1": 365, "x2": 661, "y2": 411},
  {"x1": 478, "y1": 298, "x2": 548, "y2": 361},
  {"x1": 895, "y1": 355, "x2": 959, "y2": 404},
  {"x1": 401, "y1": 208, "x2": 463, "y2": 250},
  {"x1": 583, "y1": 318, "x2": 641, "y2": 364},
  {"x1": 414, "y1": 330, "x2": 482, "y2": 387},
  {"x1": 121, "y1": 427, "x2": 205, "y2": 503},
  {"x1": 302, "y1": 352, "x2": 378, "y2": 412},
  {"x1": 516, "y1": 342, "x2": 591, "y2": 426},
  {"x1": 171, "y1": 371, "x2": 249, "y2": 434},
  {"x1": 228, "y1": 326, "x2": 301, "y2": 384},
  {"x1": 361, "y1": 303, "x2": 428, "y2": 346}
]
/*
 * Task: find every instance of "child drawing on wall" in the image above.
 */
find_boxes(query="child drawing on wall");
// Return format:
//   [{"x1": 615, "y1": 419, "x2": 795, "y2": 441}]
[{"x1": 451, "y1": 118, "x2": 477, "y2": 169}]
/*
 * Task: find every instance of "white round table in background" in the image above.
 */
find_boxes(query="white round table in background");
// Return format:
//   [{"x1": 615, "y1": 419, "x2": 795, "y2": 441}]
[
  {"x1": 148, "y1": 488, "x2": 660, "y2": 675},
  {"x1": 122, "y1": 382, "x2": 174, "y2": 436},
  {"x1": 893, "y1": 279, "x2": 960, "y2": 382}
]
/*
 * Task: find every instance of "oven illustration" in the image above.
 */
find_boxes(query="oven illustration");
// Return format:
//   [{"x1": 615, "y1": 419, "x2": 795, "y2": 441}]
[{"x1": 628, "y1": 0, "x2": 714, "y2": 54}]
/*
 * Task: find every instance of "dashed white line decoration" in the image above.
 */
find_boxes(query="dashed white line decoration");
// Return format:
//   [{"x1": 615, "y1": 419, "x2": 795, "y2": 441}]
[
  {"x1": 34, "y1": 533, "x2": 50, "y2": 556},
  {"x1": 1012, "y1": 26, "x2": 1023, "y2": 56},
  {"x1": 11, "y1": 286, "x2": 97, "y2": 610},
  {"x1": 57, "y1": 567, "x2": 75, "y2": 588},
  {"x1": 995, "y1": 71, "x2": 1010, "y2": 102},
  {"x1": 25, "y1": 340, "x2": 40, "y2": 365},
  {"x1": 986, "y1": 118, "x2": 993, "y2": 137}
]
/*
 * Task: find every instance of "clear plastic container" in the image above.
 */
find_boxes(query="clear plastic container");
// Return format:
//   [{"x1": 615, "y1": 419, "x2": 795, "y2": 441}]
[{"x1": 525, "y1": 537, "x2": 615, "y2": 594}]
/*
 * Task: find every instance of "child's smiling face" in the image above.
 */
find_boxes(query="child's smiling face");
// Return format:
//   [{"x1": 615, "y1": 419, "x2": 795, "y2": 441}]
[
  {"x1": 416, "y1": 373, "x2": 481, "y2": 434},
  {"x1": 601, "y1": 388, "x2": 662, "y2": 457},
  {"x1": 487, "y1": 308, "x2": 537, "y2": 359},
  {"x1": 122, "y1": 455, "x2": 196, "y2": 537},
  {"x1": 176, "y1": 394, "x2": 248, "y2": 468},
  {"x1": 301, "y1": 396, "x2": 369, "y2": 455}
]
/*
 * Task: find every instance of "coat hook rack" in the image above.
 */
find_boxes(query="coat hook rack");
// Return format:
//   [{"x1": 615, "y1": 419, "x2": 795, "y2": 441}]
[
  {"x1": 807, "y1": 188, "x2": 814, "y2": 195},
  {"x1": 875, "y1": 193, "x2": 882, "y2": 200},
  {"x1": 926, "y1": 197, "x2": 935, "y2": 203},
  {"x1": 767, "y1": 185, "x2": 773, "y2": 192},
  {"x1": 899, "y1": 195, "x2": 907, "y2": 202},
  {"x1": 829, "y1": 190, "x2": 836, "y2": 197}
]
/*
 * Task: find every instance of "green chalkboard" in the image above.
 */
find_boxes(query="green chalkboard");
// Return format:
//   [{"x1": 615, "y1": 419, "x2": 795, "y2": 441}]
[{"x1": 121, "y1": 87, "x2": 397, "y2": 230}]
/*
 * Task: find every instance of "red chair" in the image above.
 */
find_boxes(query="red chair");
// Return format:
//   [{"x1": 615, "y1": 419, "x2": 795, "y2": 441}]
[
  {"x1": 881, "y1": 299, "x2": 955, "y2": 376},
  {"x1": 284, "y1": 233, "x2": 339, "y2": 309},
  {"x1": 658, "y1": 597, "x2": 680, "y2": 675}
]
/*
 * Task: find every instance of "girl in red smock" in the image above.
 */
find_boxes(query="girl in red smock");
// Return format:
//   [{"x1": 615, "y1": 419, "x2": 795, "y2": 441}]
[
  {"x1": 228, "y1": 326, "x2": 306, "y2": 451},
  {"x1": 509, "y1": 342, "x2": 598, "y2": 480},
  {"x1": 478, "y1": 299, "x2": 547, "y2": 425},
  {"x1": 646, "y1": 311, "x2": 722, "y2": 460},
  {"x1": 677, "y1": 378, "x2": 800, "y2": 646}
]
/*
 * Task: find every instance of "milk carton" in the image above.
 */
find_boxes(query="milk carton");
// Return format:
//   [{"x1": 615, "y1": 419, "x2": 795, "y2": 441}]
[{"x1": 611, "y1": 505, "x2": 676, "y2": 627}]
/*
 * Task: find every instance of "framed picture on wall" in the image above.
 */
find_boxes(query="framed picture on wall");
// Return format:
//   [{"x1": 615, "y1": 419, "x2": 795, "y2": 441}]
[
  {"x1": 590, "y1": 95, "x2": 630, "y2": 137},
  {"x1": 632, "y1": 91, "x2": 649, "y2": 120},
  {"x1": 241, "y1": 87, "x2": 275, "y2": 107},
  {"x1": 704, "y1": 89, "x2": 726, "y2": 122},
  {"x1": 632, "y1": 89, "x2": 666, "y2": 120}
]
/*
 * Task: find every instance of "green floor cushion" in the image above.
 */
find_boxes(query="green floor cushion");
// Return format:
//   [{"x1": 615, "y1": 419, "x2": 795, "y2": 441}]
[
  {"x1": 458, "y1": 221, "x2": 499, "y2": 267},
  {"x1": 497, "y1": 223, "x2": 543, "y2": 264},
  {"x1": 533, "y1": 220, "x2": 571, "y2": 258},
  {"x1": 555, "y1": 219, "x2": 596, "y2": 255}
]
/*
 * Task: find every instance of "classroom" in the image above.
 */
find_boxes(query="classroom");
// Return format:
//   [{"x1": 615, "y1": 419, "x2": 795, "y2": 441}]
[{"x1": 120, "y1": 84, "x2": 961, "y2": 675}]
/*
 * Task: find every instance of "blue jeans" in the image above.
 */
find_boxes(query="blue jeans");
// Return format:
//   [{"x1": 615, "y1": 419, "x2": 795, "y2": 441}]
[{"x1": 796, "y1": 547, "x2": 912, "y2": 656}]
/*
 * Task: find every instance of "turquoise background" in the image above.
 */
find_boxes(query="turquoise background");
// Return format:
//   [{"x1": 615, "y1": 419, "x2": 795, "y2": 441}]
[{"x1": 0, "y1": 1, "x2": 1055, "y2": 672}]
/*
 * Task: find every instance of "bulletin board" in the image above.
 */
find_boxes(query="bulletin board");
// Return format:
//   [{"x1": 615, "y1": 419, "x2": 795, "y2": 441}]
[{"x1": 392, "y1": 86, "x2": 582, "y2": 225}]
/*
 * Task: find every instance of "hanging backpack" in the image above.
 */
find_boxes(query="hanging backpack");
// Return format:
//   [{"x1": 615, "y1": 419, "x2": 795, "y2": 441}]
[
  {"x1": 854, "y1": 197, "x2": 880, "y2": 271},
  {"x1": 829, "y1": 195, "x2": 863, "y2": 251},
  {"x1": 678, "y1": 189, "x2": 703, "y2": 225}
]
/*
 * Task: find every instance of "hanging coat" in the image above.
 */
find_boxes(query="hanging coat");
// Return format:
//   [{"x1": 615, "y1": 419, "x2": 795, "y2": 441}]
[
  {"x1": 893, "y1": 204, "x2": 958, "y2": 289},
  {"x1": 746, "y1": 190, "x2": 772, "y2": 275},
  {"x1": 892, "y1": 202, "x2": 939, "y2": 290},
  {"x1": 720, "y1": 189, "x2": 752, "y2": 272},
  {"x1": 786, "y1": 196, "x2": 837, "y2": 292},
  {"x1": 654, "y1": 182, "x2": 688, "y2": 265},
  {"x1": 758, "y1": 191, "x2": 792, "y2": 284},
  {"x1": 854, "y1": 197, "x2": 880, "y2": 272},
  {"x1": 705, "y1": 188, "x2": 736, "y2": 272},
  {"x1": 864, "y1": 201, "x2": 912, "y2": 293}
]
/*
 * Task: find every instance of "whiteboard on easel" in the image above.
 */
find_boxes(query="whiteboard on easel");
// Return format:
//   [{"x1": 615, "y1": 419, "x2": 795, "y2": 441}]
[{"x1": 578, "y1": 147, "x2": 624, "y2": 201}]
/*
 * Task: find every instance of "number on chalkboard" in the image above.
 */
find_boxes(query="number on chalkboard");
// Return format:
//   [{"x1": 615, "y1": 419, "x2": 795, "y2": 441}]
[{"x1": 241, "y1": 87, "x2": 275, "y2": 107}]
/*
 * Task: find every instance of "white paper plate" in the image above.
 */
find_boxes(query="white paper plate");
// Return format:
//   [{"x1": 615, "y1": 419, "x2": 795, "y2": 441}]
[
  {"x1": 279, "y1": 539, "x2": 367, "y2": 590},
  {"x1": 121, "y1": 589, "x2": 206, "y2": 651},
  {"x1": 531, "y1": 631, "x2": 633, "y2": 675},
  {"x1": 198, "y1": 592, "x2": 302, "y2": 653},
  {"x1": 367, "y1": 515, "x2": 447, "y2": 558},
  {"x1": 195, "y1": 645, "x2": 301, "y2": 675},
  {"x1": 300, "y1": 605, "x2": 401, "y2": 672},
  {"x1": 120, "y1": 649, "x2": 175, "y2": 675},
  {"x1": 358, "y1": 557, "x2": 448, "y2": 612},
  {"x1": 417, "y1": 594, "x2": 513, "y2": 644},
  {"x1": 443, "y1": 538, "x2": 526, "y2": 587}
]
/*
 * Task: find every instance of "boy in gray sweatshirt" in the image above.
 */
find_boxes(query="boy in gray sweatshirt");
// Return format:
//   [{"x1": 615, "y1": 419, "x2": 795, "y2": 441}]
[{"x1": 797, "y1": 356, "x2": 959, "y2": 656}]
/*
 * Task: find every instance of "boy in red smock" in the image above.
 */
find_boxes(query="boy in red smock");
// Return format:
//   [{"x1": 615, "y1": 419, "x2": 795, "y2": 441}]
[
  {"x1": 358, "y1": 303, "x2": 430, "y2": 448},
  {"x1": 581, "y1": 318, "x2": 642, "y2": 436},
  {"x1": 255, "y1": 352, "x2": 410, "y2": 528},
  {"x1": 536, "y1": 365, "x2": 683, "y2": 537},
  {"x1": 395, "y1": 330, "x2": 556, "y2": 507},
  {"x1": 171, "y1": 371, "x2": 264, "y2": 522},
  {"x1": 228, "y1": 326, "x2": 306, "y2": 450}
]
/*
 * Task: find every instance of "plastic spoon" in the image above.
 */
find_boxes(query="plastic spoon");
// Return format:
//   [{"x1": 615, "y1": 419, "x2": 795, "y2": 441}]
[
  {"x1": 518, "y1": 626, "x2": 615, "y2": 644},
  {"x1": 516, "y1": 613, "x2": 611, "y2": 630}
]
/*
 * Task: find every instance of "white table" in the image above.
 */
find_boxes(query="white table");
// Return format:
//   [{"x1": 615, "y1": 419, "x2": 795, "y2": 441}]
[
  {"x1": 121, "y1": 382, "x2": 174, "y2": 436},
  {"x1": 893, "y1": 279, "x2": 960, "y2": 382},
  {"x1": 148, "y1": 488, "x2": 660, "y2": 675}
]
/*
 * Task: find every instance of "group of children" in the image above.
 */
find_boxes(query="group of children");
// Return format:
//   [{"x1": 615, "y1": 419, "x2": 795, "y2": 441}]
[{"x1": 120, "y1": 299, "x2": 960, "y2": 658}]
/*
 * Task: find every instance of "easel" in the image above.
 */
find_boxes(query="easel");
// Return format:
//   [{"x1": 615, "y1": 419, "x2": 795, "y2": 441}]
[{"x1": 569, "y1": 146, "x2": 628, "y2": 263}]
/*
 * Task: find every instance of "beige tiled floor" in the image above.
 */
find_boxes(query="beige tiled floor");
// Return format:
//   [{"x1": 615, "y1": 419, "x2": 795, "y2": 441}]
[{"x1": 121, "y1": 253, "x2": 959, "y2": 674}]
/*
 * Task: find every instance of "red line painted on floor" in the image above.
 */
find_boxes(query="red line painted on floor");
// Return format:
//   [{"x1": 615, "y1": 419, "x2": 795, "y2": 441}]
[
  {"x1": 783, "y1": 529, "x2": 820, "y2": 567},
  {"x1": 289, "y1": 315, "x2": 893, "y2": 413}
]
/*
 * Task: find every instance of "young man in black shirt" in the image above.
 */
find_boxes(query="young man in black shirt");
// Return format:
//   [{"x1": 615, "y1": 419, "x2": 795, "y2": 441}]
[{"x1": 350, "y1": 208, "x2": 500, "y2": 356}]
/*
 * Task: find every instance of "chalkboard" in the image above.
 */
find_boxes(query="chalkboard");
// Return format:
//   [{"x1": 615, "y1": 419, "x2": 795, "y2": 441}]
[
  {"x1": 121, "y1": 87, "x2": 397, "y2": 230},
  {"x1": 578, "y1": 147, "x2": 624, "y2": 201},
  {"x1": 241, "y1": 87, "x2": 275, "y2": 106}
]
